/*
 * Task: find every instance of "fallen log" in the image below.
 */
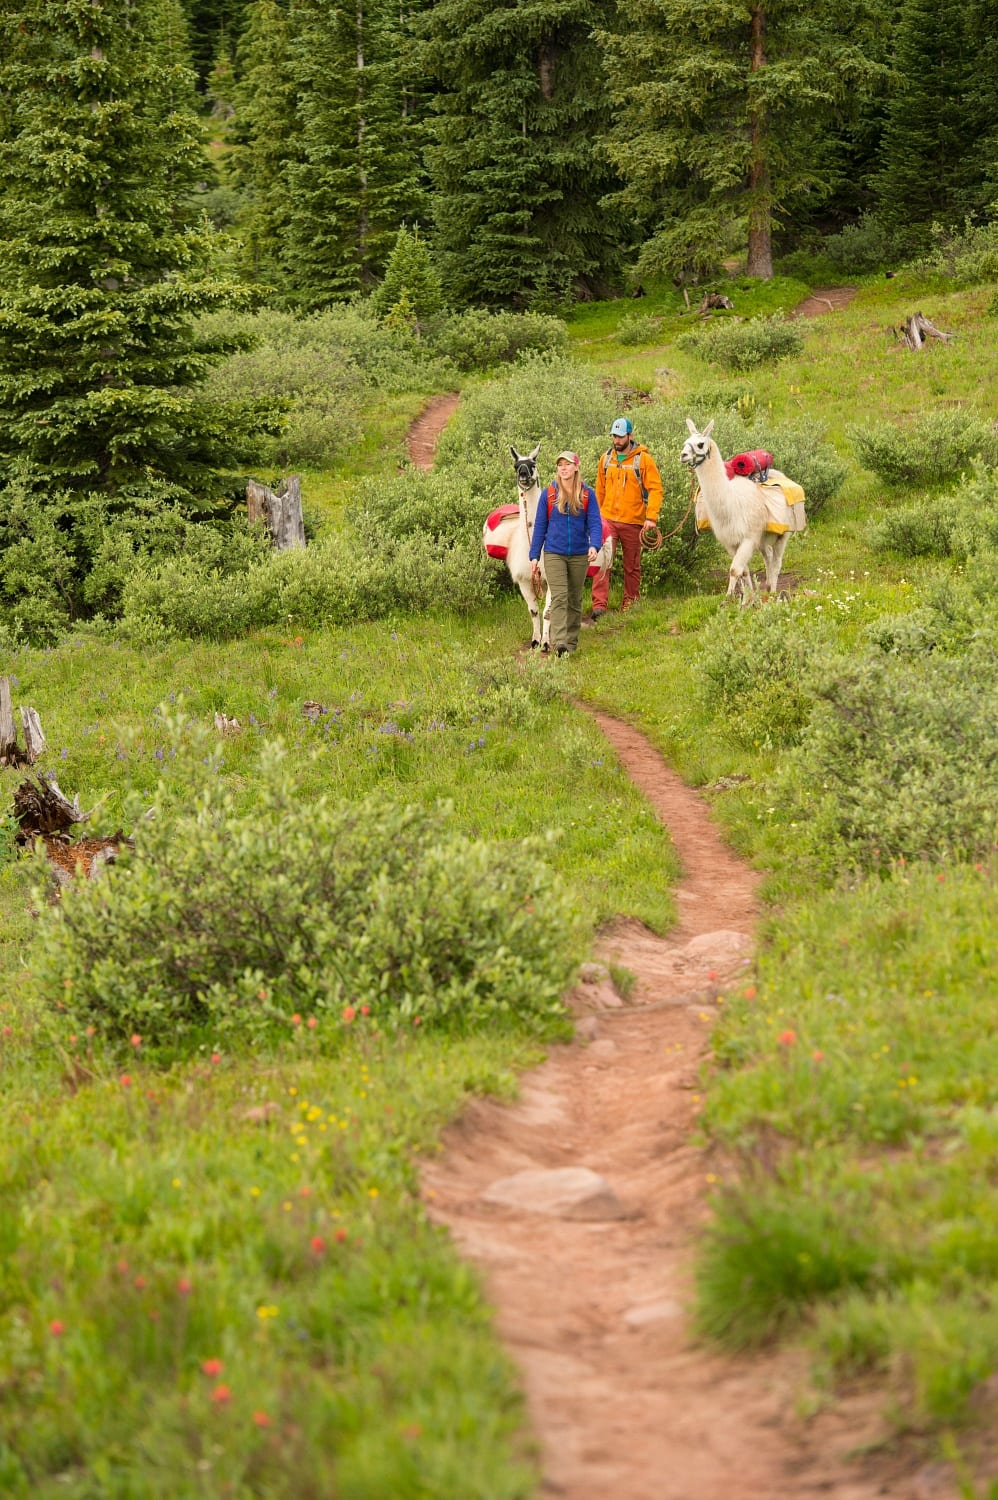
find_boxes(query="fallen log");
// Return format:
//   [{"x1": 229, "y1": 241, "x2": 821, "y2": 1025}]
[
  {"x1": 13, "y1": 774, "x2": 92, "y2": 839},
  {"x1": 247, "y1": 474, "x2": 306, "y2": 550},
  {"x1": 696, "y1": 293, "x2": 735, "y2": 316},
  {"x1": 894, "y1": 311, "x2": 954, "y2": 350}
]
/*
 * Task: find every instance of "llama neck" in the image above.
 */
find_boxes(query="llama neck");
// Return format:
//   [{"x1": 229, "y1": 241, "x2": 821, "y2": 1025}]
[
  {"x1": 521, "y1": 484, "x2": 542, "y2": 524},
  {"x1": 698, "y1": 447, "x2": 739, "y2": 518}
]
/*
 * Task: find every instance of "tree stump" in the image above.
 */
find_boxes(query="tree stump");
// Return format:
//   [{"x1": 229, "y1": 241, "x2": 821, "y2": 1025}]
[
  {"x1": 696, "y1": 293, "x2": 735, "y2": 315},
  {"x1": 12, "y1": 774, "x2": 91, "y2": 838},
  {"x1": 894, "y1": 312, "x2": 954, "y2": 350},
  {"x1": 0, "y1": 677, "x2": 46, "y2": 766},
  {"x1": 247, "y1": 474, "x2": 306, "y2": 550}
]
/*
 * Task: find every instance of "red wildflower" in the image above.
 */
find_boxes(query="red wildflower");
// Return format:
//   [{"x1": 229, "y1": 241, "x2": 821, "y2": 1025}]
[
  {"x1": 201, "y1": 1358, "x2": 224, "y2": 1378},
  {"x1": 310, "y1": 1235, "x2": 326, "y2": 1255},
  {"x1": 85, "y1": 1025, "x2": 95, "y2": 1038},
  {"x1": 49, "y1": 1319, "x2": 65, "y2": 1337},
  {"x1": 211, "y1": 1052, "x2": 221, "y2": 1064},
  {"x1": 306, "y1": 1016, "x2": 318, "y2": 1030},
  {"x1": 413, "y1": 1016, "x2": 422, "y2": 1027},
  {"x1": 116, "y1": 1258, "x2": 129, "y2": 1274},
  {"x1": 812, "y1": 1050, "x2": 825, "y2": 1063},
  {"x1": 130, "y1": 1034, "x2": 142, "y2": 1049},
  {"x1": 252, "y1": 1410, "x2": 271, "y2": 1428},
  {"x1": 360, "y1": 1004, "x2": 370, "y2": 1016},
  {"x1": 334, "y1": 1229, "x2": 347, "y2": 1244},
  {"x1": 120, "y1": 1074, "x2": 132, "y2": 1088},
  {"x1": 291, "y1": 1014, "x2": 301, "y2": 1027},
  {"x1": 133, "y1": 1275, "x2": 147, "y2": 1290},
  {"x1": 177, "y1": 1277, "x2": 193, "y2": 1295},
  {"x1": 342, "y1": 1005, "x2": 356, "y2": 1023},
  {"x1": 778, "y1": 1029, "x2": 797, "y2": 1047},
  {"x1": 211, "y1": 1383, "x2": 232, "y2": 1405},
  {"x1": 744, "y1": 986, "x2": 757, "y2": 1001}
]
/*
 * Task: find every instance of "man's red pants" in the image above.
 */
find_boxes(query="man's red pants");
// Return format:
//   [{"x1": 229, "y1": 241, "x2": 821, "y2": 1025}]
[{"x1": 590, "y1": 519, "x2": 644, "y2": 612}]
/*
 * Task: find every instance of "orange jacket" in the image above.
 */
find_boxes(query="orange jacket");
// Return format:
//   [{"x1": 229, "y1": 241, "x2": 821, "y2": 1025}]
[{"x1": 595, "y1": 442, "x2": 663, "y2": 525}]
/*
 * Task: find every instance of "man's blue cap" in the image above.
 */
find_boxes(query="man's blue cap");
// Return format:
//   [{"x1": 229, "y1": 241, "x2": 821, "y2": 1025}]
[{"x1": 610, "y1": 417, "x2": 633, "y2": 437}]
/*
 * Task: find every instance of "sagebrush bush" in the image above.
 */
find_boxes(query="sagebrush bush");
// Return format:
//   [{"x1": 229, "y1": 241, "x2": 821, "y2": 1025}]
[
  {"x1": 615, "y1": 314, "x2": 663, "y2": 346},
  {"x1": 676, "y1": 314, "x2": 804, "y2": 372},
  {"x1": 35, "y1": 743, "x2": 584, "y2": 1051},
  {"x1": 823, "y1": 216, "x2": 906, "y2": 274},
  {"x1": 348, "y1": 469, "x2": 494, "y2": 546},
  {"x1": 849, "y1": 408, "x2": 998, "y2": 485},
  {"x1": 871, "y1": 497, "x2": 963, "y2": 557},
  {"x1": 913, "y1": 218, "x2": 998, "y2": 285}
]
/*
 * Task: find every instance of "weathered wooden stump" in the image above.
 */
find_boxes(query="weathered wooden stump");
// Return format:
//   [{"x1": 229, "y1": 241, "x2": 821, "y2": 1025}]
[
  {"x1": 247, "y1": 474, "x2": 306, "y2": 550},
  {"x1": 894, "y1": 311, "x2": 954, "y2": 350},
  {"x1": 0, "y1": 677, "x2": 46, "y2": 767}
]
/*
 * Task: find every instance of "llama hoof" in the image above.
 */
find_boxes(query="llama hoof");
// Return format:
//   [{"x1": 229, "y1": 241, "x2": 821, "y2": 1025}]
[
  {"x1": 540, "y1": 642, "x2": 550, "y2": 655},
  {"x1": 529, "y1": 640, "x2": 540, "y2": 650}
]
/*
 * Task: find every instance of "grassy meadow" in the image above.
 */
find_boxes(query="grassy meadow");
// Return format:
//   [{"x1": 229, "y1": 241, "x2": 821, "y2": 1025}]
[{"x1": 3, "y1": 267, "x2": 998, "y2": 1493}]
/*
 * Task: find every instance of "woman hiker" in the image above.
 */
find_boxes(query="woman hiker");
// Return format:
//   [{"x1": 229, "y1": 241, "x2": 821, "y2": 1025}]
[
  {"x1": 590, "y1": 416, "x2": 664, "y2": 618},
  {"x1": 529, "y1": 451, "x2": 603, "y2": 657}
]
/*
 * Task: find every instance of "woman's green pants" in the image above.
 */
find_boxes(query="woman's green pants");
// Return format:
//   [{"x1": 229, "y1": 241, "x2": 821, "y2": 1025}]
[{"x1": 544, "y1": 552, "x2": 590, "y2": 653}]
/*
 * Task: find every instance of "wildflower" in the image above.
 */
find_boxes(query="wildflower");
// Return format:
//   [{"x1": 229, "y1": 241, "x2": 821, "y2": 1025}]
[
  {"x1": 177, "y1": 1278, "x2": 193, "y2": 1295},
  {"x1": 812, "y1": 1050, "x2": 825, "y2": 1063},
  {"x1": 307, "y1": 1017, "x2": 318, "y2": 1030},
  {"x1": 116, "y1": 1258, "x2": 129, "y2": 1274},
  {"x1": 49, "y1": 1319, "x2": 65, "y2": 1337},
  {"x1": 86, "y1": 1025, "x2": 95, "y2": 1038},
  {"x1": 201, "y1": 1358, "x2": 224, "y2": 1378},
  {"x1": 211, "y1": 1384, "x2": 232, "y2": 1405},
  {"x1": 134, "y1": 1276, "x2": 147, "y2": 1290},
  {"x1": 413, "y1": 1016, "x2": 422, "y2": 1027},
  {"x1": 342, "y1": 1005, "x2": 356, "y2": 1023},
  {"x1": 291, "y1": 1014, "x2": 301, "y2": 1028},
  {"x1": 69, "y1": 1034, "x2": 77, "y2": 1045},
  {"x1": 120, "y1": 1073, "x2": 132, "y2": 1088},
  {"x1": 360, "y1": 1004, "x2": 370, "y2": 1016},
  {"x1": 252, "y1": 1411, "x2": 271, "y2": 1428},
  {"x1": 211, "y1": 1052, "x2": 221, "y2": 1065},
  {"x1": 310, "y1": 1235, "x2": 326, "y2": 1255},
  {"x1": 335, "y1": 1229, "x2": 347, "y2": 1244},
  {"x1": 778, "y1": 1030, "x2": 797, "y2": 1047},
  {"x1": 744, "y1": 986, "x2": 757, "y2": 1001}
]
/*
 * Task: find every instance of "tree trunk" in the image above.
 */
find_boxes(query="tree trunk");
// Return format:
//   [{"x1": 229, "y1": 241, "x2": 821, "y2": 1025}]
[
  {"x1": 20, "y1": 708, "x2": 46, "y2": 764},
  {"x1": 0, "y1": 677, "x2": 16, "y2": 764},
  {"x1": 247, "y1": 475, "x2": 306, "y2": 549},
  {"x1": 539, "y1": 43, "x2": 556, "y2": 101},
  {"x1": 745, "y1": 3, "x2": 773, "y2": 280}
]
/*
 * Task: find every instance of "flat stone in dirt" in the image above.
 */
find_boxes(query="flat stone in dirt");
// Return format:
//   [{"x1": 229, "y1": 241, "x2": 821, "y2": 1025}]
[{"x1": 482, "y1": 1166, "x2": 629, "y2": 1221}]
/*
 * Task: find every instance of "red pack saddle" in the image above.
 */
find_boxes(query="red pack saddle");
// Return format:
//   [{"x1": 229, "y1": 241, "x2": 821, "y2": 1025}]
[{"x1": 724, "y1": 449, "x2": 774, "y2": 482}]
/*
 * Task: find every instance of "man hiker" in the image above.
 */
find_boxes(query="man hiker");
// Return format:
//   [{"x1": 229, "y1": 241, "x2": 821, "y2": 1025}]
[{"x1": 590, "y1": 417, "x2": 663, "y2": 618}]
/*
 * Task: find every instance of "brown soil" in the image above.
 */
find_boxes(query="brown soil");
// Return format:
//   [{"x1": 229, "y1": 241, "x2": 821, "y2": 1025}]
[
  {"x1": 792, "y1": 286, "x2": 858, "y2": 318},
  {"x1": 41, "y1": 834, "x2": 127, "y2": 880},
  {"x1": 422, "y1": 710, "x2": 958, "y2": 1500},
  {"x1": 406, "y1": 392, "x2": 460, "y2": 470}
]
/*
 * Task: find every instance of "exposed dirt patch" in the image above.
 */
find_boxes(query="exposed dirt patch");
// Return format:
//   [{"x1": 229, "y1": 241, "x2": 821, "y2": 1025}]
[
  {"x1": 405, "y1": 392, "x2": 460, "y2": 470},
  {"x1": 792, "y1": 285, "x2": 857, "y2": 318},
  {"x1": 422, "y1": 709, "x2": 958, "y2": 1500}
]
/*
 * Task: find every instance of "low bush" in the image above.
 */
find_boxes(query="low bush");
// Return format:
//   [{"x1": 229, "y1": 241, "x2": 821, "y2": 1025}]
[
  {"x1": 431, "y1": 310, "x2": 567, "y2": 371},
  {"x1": 823, "y1": 216, "x2": 907, "y2": 275},
  {"x1": 35, "y1": 743, "x2": 584, "y2": 1052},
  {"x1": 912, "y1": 218, "x2": 998, "y2": 285},
  {"x1": 119, "y1": 532, "x2": 495, "y2": 642},
  {"x1": 850, "y1": 408, "x2": 998, "y2": 486},
  {"x1": 871, "y1": 496, "x2": 963, "y2": 557},
  {"x1": 788, "y1": 641, "x2": 998, "y2": 869},
  {"x1": 348, "y1": 468, "x2": 495, "y2": 546},
  {"x1": 676, "y1": 314, "x2": 804, "y2": 372},
  {"x1": 695, "y1": 596, "x2": 838, "y2": 748},
  {"x1": 615, "y1": 313, "x2": 664, "y2": 346}
]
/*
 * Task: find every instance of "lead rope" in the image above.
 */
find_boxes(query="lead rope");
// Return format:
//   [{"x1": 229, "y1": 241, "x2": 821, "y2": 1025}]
[
  {"x1": 523, "y1": 490, "x2": 545, "y2": 601},
  {"x1": 654, "y1": 472, "x2": 699, "y2": 544}
]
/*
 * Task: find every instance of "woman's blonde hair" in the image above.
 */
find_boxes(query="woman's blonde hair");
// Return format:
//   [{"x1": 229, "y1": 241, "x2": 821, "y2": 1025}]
[{"x1": 554, "y1": 452, "x2": 584, "y2": 515}]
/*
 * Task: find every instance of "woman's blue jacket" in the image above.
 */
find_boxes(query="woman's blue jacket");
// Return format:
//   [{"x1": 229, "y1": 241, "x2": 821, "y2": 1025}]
[{"x1": 529, "y1": 483, "x2": 603, "y2": 560}]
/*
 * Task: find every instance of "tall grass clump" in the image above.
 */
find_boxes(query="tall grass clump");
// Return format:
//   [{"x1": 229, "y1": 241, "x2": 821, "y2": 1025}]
[
  {"x1": 34, "y1": 741, "x2": 583, "y2": 1053},
  {"x1": 850, "y1": 409, "x2": 998, "y2": 486},
  {"x1": 676, "y1": 314, "x2": 804, "y2": 372}
]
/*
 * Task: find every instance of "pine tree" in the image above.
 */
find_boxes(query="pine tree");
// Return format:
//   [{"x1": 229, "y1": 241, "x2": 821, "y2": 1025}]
[
  {"x1": 417, "y1": 0, "x2": 623, "y2": 307},
  {"x1": 0, "y1": 0, "x2": 260, "y2": 629},
  {"x1": 875, "y1": 0, "x2": 994, "y2": 242},
  {"x1": 371, "y1": 225, "x2": 442, "y2": 324},
  {"x1": 603, "y1": 0, "x2": 884, "y2": 280},
  {"x1": 281, "y1": 0, "x2": 431, "y2": 304},
  {"x1": 230, "y1": 0, "x2": 300, "y2": 285}
]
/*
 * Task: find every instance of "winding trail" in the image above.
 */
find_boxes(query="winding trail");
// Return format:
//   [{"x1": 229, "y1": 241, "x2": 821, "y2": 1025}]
[
  {"x1": 792, "y1": 285, "x2": 857, "y2": 318},
  {"x1": 406, "y1": 392, "x2": 460, "y2": 470},
  {"x1": 422, "y1": 711, "x2": 953, "y2": 1500}
]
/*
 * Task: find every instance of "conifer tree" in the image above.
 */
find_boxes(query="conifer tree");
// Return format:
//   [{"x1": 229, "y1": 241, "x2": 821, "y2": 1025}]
[
  {"x1": 370, "y1": 225, "x2": 442, "y2": 324},
  {"x1": 603, "y1": 0, "x2": 883, "y2": 279},
  {"x1": 0, "y1": 0, "x2": 259, "y2": 629},
  {"x1": 418, "y1": 0, "x2": 623, "y2": 306},
  {"x1": 875, "y1": 0, "x2": 994, "y2": 242},
  {"x1": 281, "y1": 0, "x2": 430, "y2": 304},
  {"x1": 230, "y1": 0, "x2": 300, "y2": 284}
]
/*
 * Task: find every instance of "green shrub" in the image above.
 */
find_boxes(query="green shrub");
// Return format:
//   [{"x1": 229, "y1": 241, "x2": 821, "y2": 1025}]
[
  {"x1": 850, "y1": 409, "x2": 998, "y2": 486},
  {"x1": 676, "y1": 314, "x2": 804, "y2": 372},
  {"x1": 695, "y1": 597, "x2": 837, "y2": 748},
  {"x1": 348, "y1": 469, "x2": 497, "y2": 546},
  {"x1": 871, "y1": 496, "x2": 964, "y2": 558},
  {"x1": 34, "y1": 743, "x2": 583, "y2": 1052},
  {"x1": 789, "y1": 642, "x2": 998, "y2": 868},
  {"x1": 120, "y1": 532, "x2": 495, "y2": 642},
  {"x1": 912, "y1": 218, "x2": 998, "y2": 286},
  {"x1": 615, "y1": 313, "x2": 664, "y2": 346},
  {"x1": 431, "y1": 310, "x2": 567, "y2": 371},
  {"x1": 823, "y1": 216, "x2": 906, "y2": 274},
  {"x1": 370, "y1": 225, "x2": 443, "y2": 325}
]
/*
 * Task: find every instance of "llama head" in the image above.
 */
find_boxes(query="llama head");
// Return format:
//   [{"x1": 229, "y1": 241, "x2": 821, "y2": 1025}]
[
  {"x1": 510, "y1": 444, "x2": 541, "y2": 492},
  {"x1": 680, "y1": 418, "x2": 715, "y2": 469}
]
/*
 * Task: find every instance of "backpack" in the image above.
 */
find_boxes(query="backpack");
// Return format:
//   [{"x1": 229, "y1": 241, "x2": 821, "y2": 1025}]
[
  {"x1": 603, "y1": 446, "x2": 648, "y2": 504},
  {"x1": 544, "y1": 483, "x2": 592, "y2": 516}
]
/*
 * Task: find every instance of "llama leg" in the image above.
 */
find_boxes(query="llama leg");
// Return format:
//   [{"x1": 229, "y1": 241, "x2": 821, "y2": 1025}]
[
  {"x1": 518, "y1": 576, "x2": 542, "y2": 646},
  {"x1": 766, "y1": 534, "x2": 789, "y2": 594},
  {"x1": 728, "y1": 537, "x2": 757, "y2": 602},
  {"x1": 542, "y1": 585, "x2": 552, "y2": 651}
]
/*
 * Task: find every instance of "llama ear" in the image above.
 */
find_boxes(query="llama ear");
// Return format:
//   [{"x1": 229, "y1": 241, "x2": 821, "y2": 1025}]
[
  {"x1": 528, "y1": 443, "x2": 541, "y2": 462},
  {"x1": 685, "y1": 417, "x2": 698, "y2": 435},
  {"x1": 702, "y1": 419, "x2": 715, "y2": 439},
  {"x1": 509, "y1": 446, "x2": 521, "y2": 464}
]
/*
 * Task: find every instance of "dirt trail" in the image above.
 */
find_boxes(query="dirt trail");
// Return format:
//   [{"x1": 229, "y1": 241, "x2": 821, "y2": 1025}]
[
  {"x1": 792, "y1": 285, "x2": 857, "y2": 318},
  {"x1": 406, "y1": 392, "x2": 460, "y2": 470},
  {"x1": 423, "y1": 711, "x2": 953, "y2": 1500}
]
